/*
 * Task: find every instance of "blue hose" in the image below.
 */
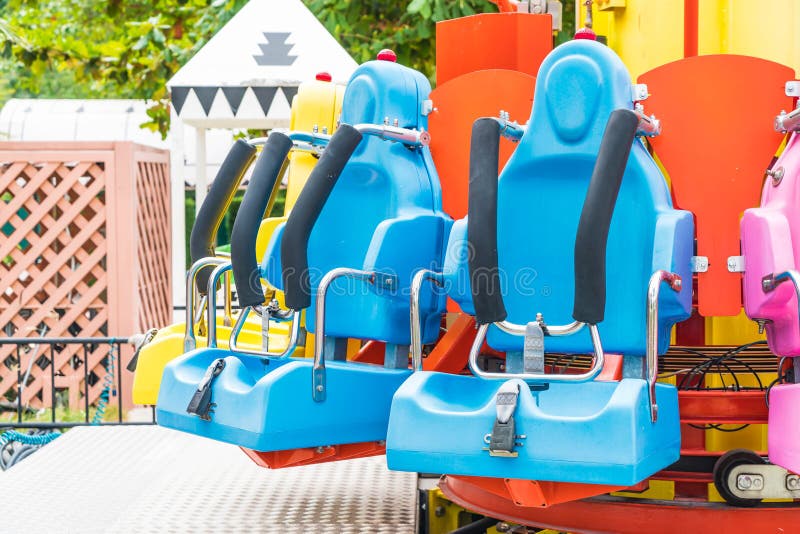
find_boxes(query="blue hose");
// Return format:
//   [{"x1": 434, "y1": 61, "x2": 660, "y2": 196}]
[
  {"x1": 0, "y1": 430, "x2": 60, "y2": 448},
  {"x1": 91, "y1": 342, "x2": 117, "y2": 425}
]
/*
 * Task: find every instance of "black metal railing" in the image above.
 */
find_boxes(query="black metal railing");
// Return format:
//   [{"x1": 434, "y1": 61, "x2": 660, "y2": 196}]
[{"x1": 1, "y1": 337, "x2": 156, "y2": 430}]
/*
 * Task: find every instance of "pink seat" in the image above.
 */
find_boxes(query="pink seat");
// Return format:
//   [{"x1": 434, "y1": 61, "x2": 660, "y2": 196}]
[
  {"x1": 742, "y1": 130, "x2": 800, "y2": 474},
  {"x1": 742, "y1": 132, "x2": 800, "y2": 356}
]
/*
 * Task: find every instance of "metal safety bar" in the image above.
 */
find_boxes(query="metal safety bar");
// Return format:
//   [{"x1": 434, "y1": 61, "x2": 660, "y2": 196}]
[
  {"x1": 775, "y1": 107, "x2": 800, "y2": 133},
  {"x1": 228, "y1": 306, "x2": 301, "y2": 359},
  {"x1": 468, "y1": 322, "x2": 605, "y2": 383},
  {"x1": 762, "y1": 270, "x2": 800, "y2": 328},
  {"x1": 205, "y1": 263, "x2": 234, "y2": 348},
  {"x1": 184, "y1": 257, "x2": 228, "y2": 352},
  {"x1": 312, "y1": 268, "x2": 376, "y2": 402},
  {"x1": 409, "y1": 269, "x2": 445, "y2": 371},
  {"x1": 634, "y1": 104, "x2": 661, "y2": 137},
  {"x1": 646, "y1": 270, "x2": 682, "y2": 422},
  {"x1": 353, "y1": 123, "x2": 430, "y2": 147},
  {"x1": 492, "y1": 111, "x2": 527, "y2": 142}
]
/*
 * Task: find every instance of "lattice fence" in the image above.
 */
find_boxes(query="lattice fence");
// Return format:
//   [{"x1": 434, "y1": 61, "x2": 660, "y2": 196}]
[{"x1": 0, "y1": 142, "x2": 171, "y2": 411}]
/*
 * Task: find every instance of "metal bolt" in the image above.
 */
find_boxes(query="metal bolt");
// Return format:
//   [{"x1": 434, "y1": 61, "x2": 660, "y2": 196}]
[
  {"x1": 322, "y1": 126, "x2": 328, "y2": 134},
  {"x1": 757, "y1": 320, "x2": 767, "y2": 335},
  {"x1": 789, "y1": 86, "x2": 796, "y2": 94},
  {"x1": 495, "y1": 523, "x2": 511, "y2": 533},
  {"x1": 434, "y1": 506, "x2": 445, "y2": 517},
  {"x1": 316, "y1": 385, "x2": 323, "y2": 392},
  {"x1": 393, "y1": 118, "x2": 399, "y2": 127},
  {"x1": 315, "y1": 446, "x2": 327, "y2": 454},
  {"x1": 737, "y1": 474, "x2": 763, "y2": 491},
  {"x1": 737, "y1": 474, "x2": 753, "y2": 490},
  {"x1": 767, "y1": 166, "x2": 785, "y2": 185},
  {"x1": 313, "y1": 125, "x2": 319, "y2": 133},
  {"x1": 384, "y1": 116, "x2": 389, "y2": 125},
  {"x1": 787, "y1": 475, "x2": 800, "y2": 491}
]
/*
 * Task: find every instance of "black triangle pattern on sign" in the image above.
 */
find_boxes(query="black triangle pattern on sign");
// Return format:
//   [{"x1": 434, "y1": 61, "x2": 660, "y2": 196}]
[
  {"x1": 252, "y1": 86, "x2": 279, "y2": 115},
  {"x1": 171, "y1": 87, "x2": 191, "y2": 115},
  {"x1": 193, "y1": 87, "x2": 219, "y2": 116},
  {"x1": 281, "y1": 86, "x2": 299, "y2": 106},
  {"x1": 221, "y1": 87, "x2": 247, "y2": 116}
]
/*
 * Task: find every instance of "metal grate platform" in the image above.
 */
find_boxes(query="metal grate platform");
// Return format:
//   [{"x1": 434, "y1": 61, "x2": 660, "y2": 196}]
[{"x1": 0, "y1": 426, "x2": 417, "y2": 533}]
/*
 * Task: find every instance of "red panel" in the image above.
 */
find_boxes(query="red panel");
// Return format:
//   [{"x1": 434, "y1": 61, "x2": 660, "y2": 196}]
[
  {"x1": 441, "y1": 475, "x2": 800, "y2": 533},
  {"x1": 640, "y1": 55, "x2": 793, "y2": 316},
  {"x1": 429, "y1": 70, "x2": 535, "y2": 218},
  {"x1": 435, "y1": 13, "x2": 552, "y2": 86}
]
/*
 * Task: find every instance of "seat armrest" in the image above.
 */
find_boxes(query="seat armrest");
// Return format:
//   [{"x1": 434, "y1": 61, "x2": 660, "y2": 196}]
[
  {"x1": 651, "y1": 210, "x2": 694, "y2": 352},
  {"x1": 441, "y1": 218, "x2": 474, "y2": 315},
  {"x1": 363, "y1": 214, "x2": 451, "y2": 307},
  {"x1": 742, "y1": 207, "x2": 797, "y2": 317}
]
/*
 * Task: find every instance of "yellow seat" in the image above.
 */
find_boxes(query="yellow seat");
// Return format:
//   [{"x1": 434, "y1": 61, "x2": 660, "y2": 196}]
[{"x1": 132, "y1": 77, "x2": 344, "y2": 405}]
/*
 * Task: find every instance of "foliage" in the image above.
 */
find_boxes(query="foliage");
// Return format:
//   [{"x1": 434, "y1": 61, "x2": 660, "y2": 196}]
[
  {"x1": 0, "y1": 0, "x2": 250, "y2": 136},
  {"x1": 306, "y1": 0, "x2": 496, "y2": 80},
  {"x1": 0, "y1": 0, "x2": 575, "y2": 138}
]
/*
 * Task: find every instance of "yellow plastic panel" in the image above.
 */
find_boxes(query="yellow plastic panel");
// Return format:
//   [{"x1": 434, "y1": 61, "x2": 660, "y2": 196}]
[
  {"x1": 698, "y1": 0, "x2": 800, "y2": 73},
  {"x1": 132, "y1": 315, "x2": 295, "y2": 405},
  {"x1": 580, "y1": 0, "x2": 800, "y2": 79},
  {"x1": 579, "y1": 0, "x2": 685, "y2": 79},
  {"x1": 705, "y1": 311, "x2": 765, "y2": 346}
]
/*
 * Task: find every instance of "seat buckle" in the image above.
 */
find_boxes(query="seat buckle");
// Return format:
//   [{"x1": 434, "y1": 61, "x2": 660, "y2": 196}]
[
  {"x1": 523, "y1": 321, "x2": 545, "y2": 373},
  {"x1": 484, "y1": 381, "x2": 525, "y2": 457},
  {"x1": 186, "y1": 358, "x2": 226, "y2": 421}
]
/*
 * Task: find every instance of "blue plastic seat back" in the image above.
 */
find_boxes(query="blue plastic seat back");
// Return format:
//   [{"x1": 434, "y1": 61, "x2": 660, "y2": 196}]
[
  {"x1": 264, "y1": 60, "x2": 450, "y2": 346},
  {"x1": 444, "y1": 40, "x2": 692, "y2": 356}
]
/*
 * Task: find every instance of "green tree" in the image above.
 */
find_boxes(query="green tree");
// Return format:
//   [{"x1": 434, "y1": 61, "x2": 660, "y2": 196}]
[{"x1": 0, "y1": 1, "x2": 574, "y2": 137}]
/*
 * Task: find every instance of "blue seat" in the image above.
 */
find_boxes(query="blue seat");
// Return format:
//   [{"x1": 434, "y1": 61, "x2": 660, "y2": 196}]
[
  {"x1": 156, "y1": 57, "x2": 450, "y2": 453},
  {"x1": 386, "y1": 40, "x2": 693, "y2": 486}
]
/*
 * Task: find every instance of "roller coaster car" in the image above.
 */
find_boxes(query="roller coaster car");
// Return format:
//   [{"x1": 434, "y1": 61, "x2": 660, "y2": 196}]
[
  {"x1": 387, "y1": 40, "x2": 693, "y2": 496},
  {"x1": 155, "y1": 56, "x2": 451, "y2": 464},
  {"x1": 743, "y1": 100, "x2": 800, "y2": 478},
  {"x1": 131, "y1": 78, "x2": 343, "y2": 405}
]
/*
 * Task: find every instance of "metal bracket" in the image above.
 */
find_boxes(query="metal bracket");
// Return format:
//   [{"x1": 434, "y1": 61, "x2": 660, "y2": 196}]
[
  {"x1": 523, "y1": 322, "x2": 545, "y2": 373},
  {"x1": 690, "y1": 256, "x2": 709, "y2": 273},
  {"x1": 727, "y1": 256, "x2": 745, "y2": 273},
  {"x1": 421, "y1": 99, "x2": 435, "y2": 116},
  {"x1": 632, "y1": 84, "x2": 649, "y2": 102},
  {"x1": 767, "y1": 166, "x2": 785, "y2": 186},
  {"x1": 786, "y1": 81, "x2": 800, "y2": 98},
  {"x1": 484, "y1": 381, "x2": 525, "y2": 458},
  {"x1": 729, "y1": 463, "x2": 800, "y2": 500},
  {"x1": 186, "y1": 358, "x2": 226, "y2": 421}
]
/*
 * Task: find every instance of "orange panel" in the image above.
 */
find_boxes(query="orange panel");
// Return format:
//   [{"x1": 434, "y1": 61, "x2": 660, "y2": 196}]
[
  {"x1": 435, "y1": 13, "x2": 552, "y2": 86},
  {"x1": 429, "y1": 69, "x2": 535, "y2": 218},
  {"x1": 241, "y1": 441, "x2": 385, "y2": 469},
  {"x1": 452, "y1": 476, "x2": 624, "y2": 508},
  {"x1": 640, "y1": 55, "x2": 793, "y2": 316}
]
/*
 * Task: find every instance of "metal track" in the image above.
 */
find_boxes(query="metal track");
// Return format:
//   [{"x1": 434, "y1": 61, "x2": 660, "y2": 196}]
[{"x1": 0, "y1": 426, "x2": 417, "y2": 533}]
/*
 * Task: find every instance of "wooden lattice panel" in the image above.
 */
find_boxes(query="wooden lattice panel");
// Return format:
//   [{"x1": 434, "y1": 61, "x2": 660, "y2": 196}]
[{"x1": 0, "y1": 143, "x2": 171, "y2": 411}]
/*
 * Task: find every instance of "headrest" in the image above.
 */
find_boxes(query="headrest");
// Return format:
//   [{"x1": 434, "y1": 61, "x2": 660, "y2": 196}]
[
  {"x1": 524, "y1": 40, "x2": 634, "y2": 153},
  {"x1": 340, "y1": 60, "x2": 430, "y2": 130}
]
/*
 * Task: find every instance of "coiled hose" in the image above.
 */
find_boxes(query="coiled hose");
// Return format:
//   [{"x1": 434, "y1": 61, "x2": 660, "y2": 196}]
[
  {"x1": 91, "y1": 342, "x2": 117, "y2": 425},
  {"x1": 0, "y1": 430, "x2": 60, "y2": 470}
]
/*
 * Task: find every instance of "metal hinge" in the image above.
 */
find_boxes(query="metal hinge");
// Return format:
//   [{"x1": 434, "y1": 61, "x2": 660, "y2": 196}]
[
  {"x1": 727, "y1": 256, "x2": 745, "y2": 273},
  {"x1": 691, "y1": 256, "x2": 709, "y2": 273},
  {"x1": 632, "y1": 84, "x2": 649, "y2": 102}
]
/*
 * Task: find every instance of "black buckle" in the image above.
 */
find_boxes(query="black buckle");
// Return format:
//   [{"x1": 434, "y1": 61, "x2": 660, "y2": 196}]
[{"x1": 186, "y1": 358, "x2": 226, "y2": 421}]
